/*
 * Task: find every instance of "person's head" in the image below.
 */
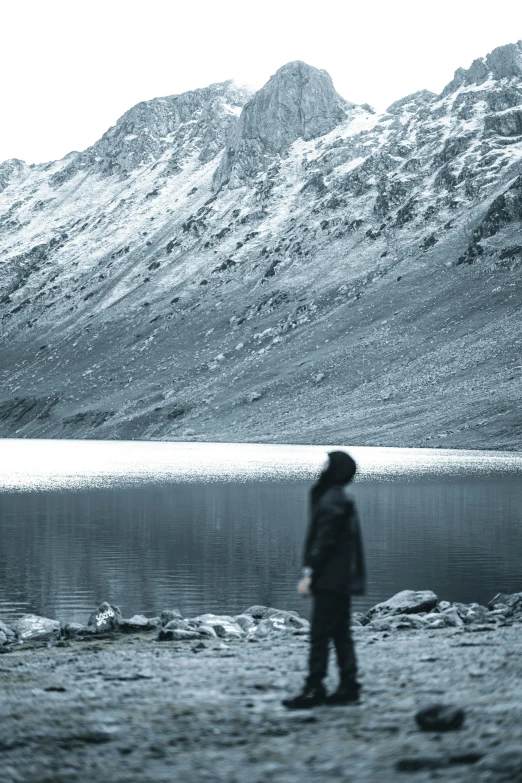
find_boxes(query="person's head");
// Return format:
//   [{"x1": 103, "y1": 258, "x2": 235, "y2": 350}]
[
  {"x1": 311, "y1": 450, "x2": 357, "y2": 502},
  {"x1": 324, "y1": 451, "x2": 357, "y2": 485}
]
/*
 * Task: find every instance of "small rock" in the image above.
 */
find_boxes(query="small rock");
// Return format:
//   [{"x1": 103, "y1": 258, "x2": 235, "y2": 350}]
[
  {"x1": 439, "y1": 608, "x2": 464, "y2": 627},
  {"x1": 193, "y1": 614, "x2": 244, "y2": 638},
  {"x1": 245, "y1": 391, "x2": 262, "y2": 403},
  {"x1": 370, "y1": 614, "x2": 428, "y2": 632},
  {"x1": 160, "y1": 609, "x2": 182, "y2": 626},
  {"x1": 312, "y1": 372, "x2": 325, "y2": 383},
  {"x1": 232, "y1": 614, "x2": 256, "y2": 632},
  {"x1": 415, "y1": 704, "x2": 465, "y2": 732},
  {"x1": 261, "y1": 608, "x2": 300, "y2": 620},
  {"x1": 158, "y1": 628, "x2": 203, "y2": 641},
  {"x1": 87, "y1": 602, "x2": 121, "y2": 633},
  {"x1": 63, "y1": 623, "x2": 96, "y2": 638},
  {"x1": 427, "y1": 618, "x2": 446, "y2": 629},
  {"x1": 487, "y1": 592, "x2": 522, "y2": 616},
  {"x1": 13, "y1": 614, "x2": 61, "y2": 643},
  {"x1": 367, "y1": 590, "x2": 438, "y2": 619},
  {"x1": 197, "y1": 624, "x2": 218, "y2": 638},
  {"x1": 162, "y1": 619, "x2": 192, "y2": 631},
  {"x1": 0, "y1": 620, "x2": 15, "y2": 641},
  {"x1": 396, "y1": 755, "x2": 447, "y2": 771},
  {"x1": 119, "y1": 615, "x2": 159, "y2": 633},
  {"x1": 249, "y1": 614, "x2": 303, "y2": 638}
]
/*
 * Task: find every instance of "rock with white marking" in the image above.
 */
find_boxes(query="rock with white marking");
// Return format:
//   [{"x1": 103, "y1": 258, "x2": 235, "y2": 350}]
[
  {"x1": 87, "y1": 602, "x2": 122, "y2": 633},
  {"x1": 13, "y1": 614, "x2": 60, "y2": 643}
]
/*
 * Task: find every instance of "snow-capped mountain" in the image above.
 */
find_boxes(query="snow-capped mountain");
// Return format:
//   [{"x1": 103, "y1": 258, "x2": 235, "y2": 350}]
[{"x1": 1, "y1": 45, "x2": 521, "y2": 448}]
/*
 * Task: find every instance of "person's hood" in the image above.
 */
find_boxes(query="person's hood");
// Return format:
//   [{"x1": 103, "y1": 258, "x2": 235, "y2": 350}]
[
  {"x1": 324, "y1": 451, "x2": 357, "y2": 486},
  {"x1": 311, "y1": 450, "x2": 357, "y2": 504}
]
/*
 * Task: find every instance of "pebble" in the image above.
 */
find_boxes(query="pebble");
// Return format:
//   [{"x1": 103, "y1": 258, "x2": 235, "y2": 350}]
[{"x1": 415, "y1": 703, "x2": 465, "y2": 731}]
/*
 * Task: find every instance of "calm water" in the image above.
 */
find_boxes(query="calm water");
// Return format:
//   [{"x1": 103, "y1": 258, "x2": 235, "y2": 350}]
[{"x1": 0, "y1": 440, "x2": 521, "y2": 624}]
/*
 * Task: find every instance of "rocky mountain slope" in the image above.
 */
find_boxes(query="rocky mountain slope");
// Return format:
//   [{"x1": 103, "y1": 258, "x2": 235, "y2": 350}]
[{"x1": 1, "y1": 46, "x2": 521, "y2": 449}]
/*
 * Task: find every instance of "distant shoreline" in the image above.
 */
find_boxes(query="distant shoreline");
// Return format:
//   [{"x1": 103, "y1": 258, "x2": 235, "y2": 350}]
[{"x1": 2, "y1": 589, "x2": 521, "y2": 651}]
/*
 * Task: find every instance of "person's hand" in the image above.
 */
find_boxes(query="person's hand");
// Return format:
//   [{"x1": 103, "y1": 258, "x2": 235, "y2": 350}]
[{"x1": 298, "y1": 576, "x2": 312, "y2": 596}]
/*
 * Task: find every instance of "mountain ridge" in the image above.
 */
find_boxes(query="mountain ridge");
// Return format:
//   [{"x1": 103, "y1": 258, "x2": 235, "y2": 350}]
[{"x1": 0, "y1": 45, "x2": 521, "y2": 449}]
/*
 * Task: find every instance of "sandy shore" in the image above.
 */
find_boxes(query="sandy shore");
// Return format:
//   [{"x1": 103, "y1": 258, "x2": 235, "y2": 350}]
[{"x1": 1, "y1": 621, "x2": 522, "y2": 783}]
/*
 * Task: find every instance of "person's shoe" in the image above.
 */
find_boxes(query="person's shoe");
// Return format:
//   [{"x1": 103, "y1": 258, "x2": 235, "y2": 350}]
[
  {"x1": 325, "y1": 680, "x2": 360, "y2": 705},
  {"x1": 282, "y1": 683, "x2": 326, "y2": 709}
]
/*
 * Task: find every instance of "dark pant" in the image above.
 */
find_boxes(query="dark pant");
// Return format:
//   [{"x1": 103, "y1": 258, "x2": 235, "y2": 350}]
[{"x1": 307, "y1": 590, "x2": 357, "y2": 687}]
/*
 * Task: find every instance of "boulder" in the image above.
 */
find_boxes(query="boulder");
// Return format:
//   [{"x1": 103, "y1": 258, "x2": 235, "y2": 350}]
[
  {"x1": 13, "y1": 614, "x2": 61, "y2": 642},
  {"x1": 232, "y1": 614, "x2": 257, "y2": 632},
  {"x1": 119, "y1": 615, "x2": 159, "y2": 633},
  {"x1": 87, "y1": 602, "x2": 122, "y2": 633},
  {"x1": 192, "y1": 614, "x2": 244, "y2": 638},
  {"x1": 261, "y1": 607, "x2": 299, "y2": 620},
  {"x1": 487, "y1": 592, "x2": 522, "y2": 617},
  {"x1": 158, "y1": 628, "x2": 203, "y2": 642},
  {"x1": 488, "y1": 602, "x2": 509, "y2": 614},
  {"x1": 451, "y1": 602, "x2": 486, "y2": 623},
  {"x1": 0, "y1": 619, "x2": 15, "y2": 642},
  {"x1": 162, "y1": 619, "x2": 192, "y2": 632},
  {"x1": 248, "y1": 614, "x2": 305, "y2": 638},
  {"x1": 287, "y1": 616, "x2": 311, "y2": 633},
  {"x1": 197, "y1": 624, "x2": 218, "y2": 638},
  {"x1": 0, "y1": 630, "x2": 7, "y2": 645},
  {"x1": 367, "y1": 590, "x2": 438, "y2": 619},
  {"x1": 486, "y1": 609, "x2": 509, "y2": 623},
  {"x1": 439, "y1": 608, "x2": 464, "y2": 627},
  {"x1": 427, "y1": 618, "x2": 446, "y2": 629},
  {"x1": 415, "y1": 704, "x2": 465, "y2": 732},
  {"x1": 460, "y1": 603, "x2": 489, "y2": 624},
  {"x1": 260, "y1": 608, "x2": 308, "y2": 631},
  {"x1": 160, "y1": 609, "x2": 182, "y2": 626}
]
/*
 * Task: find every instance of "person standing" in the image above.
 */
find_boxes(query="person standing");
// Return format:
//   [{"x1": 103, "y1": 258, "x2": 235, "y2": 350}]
[{"x1": 282, "y1": 450, "x2": 366, "y2": 709}]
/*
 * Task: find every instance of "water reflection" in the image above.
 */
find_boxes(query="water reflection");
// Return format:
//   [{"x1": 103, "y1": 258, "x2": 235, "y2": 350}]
[
  {"x1": 2, "y1": 439, "x2": 522, "y2": 491},
  {"x1": 1, "y1": 449, "x2": 521, "y2": 624}
]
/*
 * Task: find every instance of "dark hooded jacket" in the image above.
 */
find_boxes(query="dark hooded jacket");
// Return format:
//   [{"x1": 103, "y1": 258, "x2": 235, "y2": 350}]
[{"x1": 303, "y1": 451, "x2": 366, "y2": 596}]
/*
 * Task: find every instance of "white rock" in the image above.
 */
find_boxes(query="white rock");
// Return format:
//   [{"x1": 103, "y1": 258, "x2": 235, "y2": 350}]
[{"x1": 14, "y1": 614, "x2": 61, "y2": 642}]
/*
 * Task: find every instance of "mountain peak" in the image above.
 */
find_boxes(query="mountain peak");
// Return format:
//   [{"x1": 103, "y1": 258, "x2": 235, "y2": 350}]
[
  {"x1": 0, "y1": 158, "x2": 27, "y2": 192},
  {"x1": 212, "y1": 60, "x2": 352, "y2": 191},
  {"x1": 49, "y1": 80, "x2": 253, "y2": 184},
  {"x1": 442, "y1": 41, "x2": 522, "y2": 95}
]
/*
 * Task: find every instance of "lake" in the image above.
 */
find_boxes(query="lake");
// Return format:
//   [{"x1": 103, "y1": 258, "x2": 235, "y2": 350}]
[{"x1": 1, "y1": 439, "x2": 521, "y2": 625}]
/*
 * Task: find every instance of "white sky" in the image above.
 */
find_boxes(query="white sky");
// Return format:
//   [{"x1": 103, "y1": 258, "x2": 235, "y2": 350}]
[{"x1": 2, "y1": 0, "x2": 522, "y2": 165}]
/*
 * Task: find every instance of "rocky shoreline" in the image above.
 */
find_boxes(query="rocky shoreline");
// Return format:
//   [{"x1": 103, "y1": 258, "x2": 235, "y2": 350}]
[{"x1": 1, "y1": 589, "x2": 522, "y2": 782}]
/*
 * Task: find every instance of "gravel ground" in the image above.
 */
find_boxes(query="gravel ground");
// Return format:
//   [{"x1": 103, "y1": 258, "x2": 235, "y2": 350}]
[{"x1": 1, "y1": 625, "x2": 521, "y2": 782}]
